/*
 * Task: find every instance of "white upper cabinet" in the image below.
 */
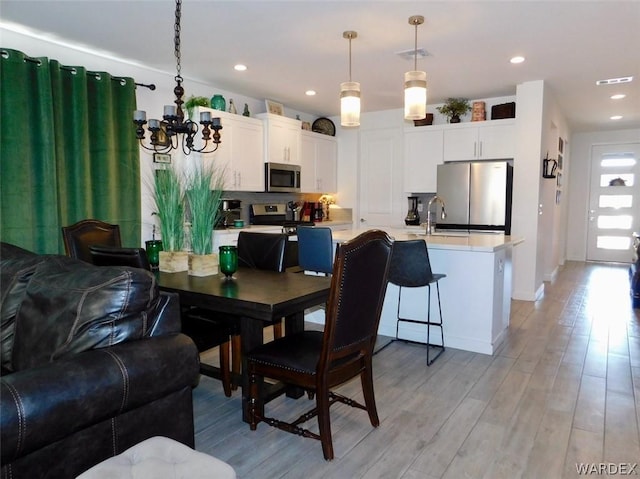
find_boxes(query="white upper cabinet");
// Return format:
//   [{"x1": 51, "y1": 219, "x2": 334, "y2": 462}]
[
  {"x1": 256, "y1": 113, "x2": 302, "y2": 164},
  {"x1": 300, "y1": 130, "x2": 337, "y2": 193},
  {"x1": 198, "y1": 108, "x2": 264, "y2": 192},
  {"x1": 442, "y1": 119, "x2": 515, "y2": 162},
  {"x1": 403, "y1": 127, "x2": 444, "y2": 193}
]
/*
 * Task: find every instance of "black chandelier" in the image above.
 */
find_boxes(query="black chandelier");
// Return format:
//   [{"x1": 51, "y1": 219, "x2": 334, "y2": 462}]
[{"x1": 133, "y1": 0, "x2": 222, "y2": 155}]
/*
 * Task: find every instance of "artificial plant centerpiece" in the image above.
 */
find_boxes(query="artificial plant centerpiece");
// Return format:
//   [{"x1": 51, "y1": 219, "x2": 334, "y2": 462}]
[
  {"x1": 185, "y1": 163, "x2": 225, "y2": 276},
  {"x1": 184, "y1": 95, "x2": 210, "y2": 120},
  {"x1": 436, "y1": 97, "x2": 472, "y2": 123},
  {"x1": 153, "y1": 165, "x2": 188, "y2": 272}
]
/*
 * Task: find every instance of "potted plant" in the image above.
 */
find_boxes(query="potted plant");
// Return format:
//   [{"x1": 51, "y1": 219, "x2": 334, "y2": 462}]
[
  {"x1": 184, "y1": 95, "x2": 210, "y2": 120},
  {"x1": 153, "y1": 166, "x2": 188, "y2": 272},
  {"x1": 185, "y1": 163, "x2": 225, "y2": 276},
  {"x1": 436, "y1": 97, "x2": 472, "y2": 123}
]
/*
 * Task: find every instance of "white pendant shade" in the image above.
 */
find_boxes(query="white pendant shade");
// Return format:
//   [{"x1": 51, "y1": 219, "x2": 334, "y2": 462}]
[
  {"x1": 341, "y1": 81, "x2": 361, "y2": 127},
  {"x1": 404, "y1": 70, "x2": 427, "y2": 120}
]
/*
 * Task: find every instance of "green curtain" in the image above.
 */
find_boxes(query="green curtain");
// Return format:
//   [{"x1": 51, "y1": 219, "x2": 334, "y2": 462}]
[{"x1": 1, "y1": 49, "x2": 140, "y2": 254}]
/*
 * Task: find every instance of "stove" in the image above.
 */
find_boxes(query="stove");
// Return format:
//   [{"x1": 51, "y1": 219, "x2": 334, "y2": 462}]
[{"x1": 250, "y1": 203, "x2": 314, "y2": 234}]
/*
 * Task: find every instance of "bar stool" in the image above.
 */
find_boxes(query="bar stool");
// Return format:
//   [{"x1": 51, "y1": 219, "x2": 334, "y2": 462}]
[{"x1": 387, "y1": 239, "x2": 446, "y2": 365}]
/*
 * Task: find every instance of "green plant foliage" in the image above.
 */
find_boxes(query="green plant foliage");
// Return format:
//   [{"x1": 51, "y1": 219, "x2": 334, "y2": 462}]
[
  {"x1": 153, "y1": 166, "x2": 185, "y2": 252},
  {"x1": 185, "y1": 96, "x2": 210, "y2": 119},
  {"x1": 436, "y1": 97, "x2": 472, "y2": 119},
  {"x1": 185, "y1": 163, "x2": 225, "y2": 255}
]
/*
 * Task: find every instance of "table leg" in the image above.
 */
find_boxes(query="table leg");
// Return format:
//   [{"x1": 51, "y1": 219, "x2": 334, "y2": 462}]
[
  {"x1": 241, "y1": 316, "x2": 264, "y2": 423},
  {"x1": 284, "y1": 311, "x2": 305, "y2": 399}
]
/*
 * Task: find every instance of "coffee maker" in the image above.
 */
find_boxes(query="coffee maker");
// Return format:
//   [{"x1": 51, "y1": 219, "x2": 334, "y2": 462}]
[
  {"x1": 217, "y1": 199, "x2": 242, "y2": 228},
  {"x1": 405, "y1": 196, "x2": 420, "y2": 226}
]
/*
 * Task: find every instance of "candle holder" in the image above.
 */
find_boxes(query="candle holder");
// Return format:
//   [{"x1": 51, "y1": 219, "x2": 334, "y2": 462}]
[{"x1": 219, "y1": 245, "x2": 238, "y2": 280}]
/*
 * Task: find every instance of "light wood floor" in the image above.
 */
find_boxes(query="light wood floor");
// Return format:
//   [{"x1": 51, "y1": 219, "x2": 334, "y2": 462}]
[{"x1": 192, "y1": 261, "x2": 640, "y2": 478}]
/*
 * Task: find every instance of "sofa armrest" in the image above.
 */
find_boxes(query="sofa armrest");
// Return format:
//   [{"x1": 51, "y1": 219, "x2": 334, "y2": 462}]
[{"x1": 1, "y1": 333, "x2": 199, "y2": 463}]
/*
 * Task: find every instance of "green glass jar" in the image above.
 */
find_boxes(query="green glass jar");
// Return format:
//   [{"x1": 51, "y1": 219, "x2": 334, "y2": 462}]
[
  {"x1": 210, "y1": 94, "x2": 226, "y2": 111},
  {"x1": 145, "y1": 240, "x2": 163, "y2": 270},
  {"x1": 219, "y1": 245, "x2": 238, "y2": 279}
]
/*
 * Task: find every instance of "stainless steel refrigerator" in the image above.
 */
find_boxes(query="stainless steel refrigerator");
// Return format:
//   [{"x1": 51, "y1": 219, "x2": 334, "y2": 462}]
[{"x1": 435, "y1": 161, "x2": 513, "y2": 234}]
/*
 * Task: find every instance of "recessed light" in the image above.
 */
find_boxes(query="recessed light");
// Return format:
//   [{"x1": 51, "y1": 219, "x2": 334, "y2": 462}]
[
  {"x1": 510, "y1": 56, "x2": 525, "y2": 64},
  {"x1": 234, "y1": 64, "x2": 247, "y2": 72},
  {"x1": 305, "y1": 90, "x2": 316, "y2": 96},
  {"x1": 596, "y1": 76, "x2": 633, "y2": 86},
  {"x1": 611, "y1": 94, "x2": 626, "y2": 100},
  {"x1": 610, "y1": 115, "x2": 623, "y2": 120}
]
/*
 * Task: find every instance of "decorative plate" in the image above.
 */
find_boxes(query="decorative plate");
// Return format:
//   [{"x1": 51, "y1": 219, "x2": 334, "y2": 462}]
[{"x1": 312, "y1": 117, "x2": 336, "y2": 136}]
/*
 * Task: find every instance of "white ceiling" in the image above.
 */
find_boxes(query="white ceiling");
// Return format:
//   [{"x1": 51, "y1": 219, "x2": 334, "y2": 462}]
[{"x1": 2, "y1": 0, "x2": 639, "y2": 133}]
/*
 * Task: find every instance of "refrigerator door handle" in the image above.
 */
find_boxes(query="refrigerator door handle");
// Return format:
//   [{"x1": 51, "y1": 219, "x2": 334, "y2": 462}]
[{"x1": 474, "y1": 141, "x2": 477, "y2": 158}]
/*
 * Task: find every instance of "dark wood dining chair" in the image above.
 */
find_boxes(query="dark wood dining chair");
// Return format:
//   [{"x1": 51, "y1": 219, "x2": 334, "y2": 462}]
[
  {"x1": 62, "y1": 219, "x2": 121, "y2": 263},
  {"x1": 247, "y1": 229, "x2": 393, "y2": 460},
  {"x1": 296, "y1": 226, "x2": 334, "y2": 275}
]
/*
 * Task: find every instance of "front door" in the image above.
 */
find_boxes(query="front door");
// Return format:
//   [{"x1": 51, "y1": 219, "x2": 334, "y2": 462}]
[{"x1": 586, "y1": 142, "x2": 640, "y2": 262}]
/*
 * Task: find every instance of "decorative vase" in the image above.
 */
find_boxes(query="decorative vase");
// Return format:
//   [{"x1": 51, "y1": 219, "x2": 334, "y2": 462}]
[
  {"x1": 145, "y1": 240, "x2": 163, "y2": 270},
  {"x1": 188, "y1": 253, "x2": 219, "y2": 277},
  {"x1": 450, "y1": 115, "x2": 461, "y2": 123},
  {"x1": 159, "y1": 251, "x2": 189, "y2": 273},
  {"x1": 210, "y1": 94, "x2": 225, "y2": 111},
  {"x1": 219, "y1": 245, "x2": 238, "y2": 280}
]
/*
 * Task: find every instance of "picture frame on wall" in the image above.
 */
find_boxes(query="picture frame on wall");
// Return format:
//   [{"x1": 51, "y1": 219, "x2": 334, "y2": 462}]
[{"x1": 265, "y1": 99, "x2": 284, "y2": 116}]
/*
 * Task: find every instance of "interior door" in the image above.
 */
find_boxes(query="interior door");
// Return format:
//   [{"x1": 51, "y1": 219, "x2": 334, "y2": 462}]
[
  {"x1": 358, "y1": 128, "x2": 404, "y2": 227},
  {"x1": 586, "y1": 143, "x2": 640, "y2": 262}
]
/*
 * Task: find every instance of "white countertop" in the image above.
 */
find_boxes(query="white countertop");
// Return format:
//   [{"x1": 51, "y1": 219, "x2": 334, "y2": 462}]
[{"x1": 331, "y1": 227, "x2": 524, "y2": 252}]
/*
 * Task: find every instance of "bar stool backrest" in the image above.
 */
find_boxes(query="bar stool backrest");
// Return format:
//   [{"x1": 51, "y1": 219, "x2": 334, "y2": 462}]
[
  {"x1": 388, "y1": 240, "x2": 435, "y2": 287},
  {"x1": 297, "y1": 226, "x2": 334, "y2": 274}
]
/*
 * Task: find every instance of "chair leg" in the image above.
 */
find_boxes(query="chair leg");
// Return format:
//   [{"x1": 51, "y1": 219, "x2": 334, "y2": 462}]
[
  {"x1": 273, "y1": 319, "x2": 283, "y2": 339},
  {"x1": 360, "y1": 356, "x2": 380, "y2": 427},
  {"x1": 316, "y1": 384, "x2": 334, "y2": 461},
  {"x1": 219, "y1": 340, "x2": 232, "y2": 397},
  {"x1": 426, "y1": 282, "x2": 445, "y2": 366},
  {"x1": 231, "y1": 335, "x2": 241, "y2": 390},
  {"x1": 248, "y1": 366, "x2": 260, "y2": 431}
]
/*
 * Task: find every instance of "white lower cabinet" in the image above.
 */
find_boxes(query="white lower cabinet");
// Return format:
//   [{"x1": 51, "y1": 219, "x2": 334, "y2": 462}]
[{"x1": 300, "y1": 130, "x2": 337, "y2": 193}]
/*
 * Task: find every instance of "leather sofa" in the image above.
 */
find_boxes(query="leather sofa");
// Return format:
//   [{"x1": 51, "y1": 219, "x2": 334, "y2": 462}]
[{"x1": 0, "y1": 243, "x2": 200, "y2": 479}]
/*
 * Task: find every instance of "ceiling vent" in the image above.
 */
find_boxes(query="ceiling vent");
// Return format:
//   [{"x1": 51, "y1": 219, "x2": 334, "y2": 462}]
[
  {"x1": 596, "y1": 76, "x2": 633, "y2": 86},
  {"x1": 396, "y1": 48, "x2": 429, "y2": 61}
]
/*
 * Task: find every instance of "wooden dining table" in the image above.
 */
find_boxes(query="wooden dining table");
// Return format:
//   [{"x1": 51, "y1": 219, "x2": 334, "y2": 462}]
[{"x1": 156, "y1": 268, "x2": 331, "y2": 421}]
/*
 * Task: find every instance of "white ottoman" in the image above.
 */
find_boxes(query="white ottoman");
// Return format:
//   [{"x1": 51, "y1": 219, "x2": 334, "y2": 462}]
[{"x1": 76, "y1": 436, "x2": 236, "y2": 479}]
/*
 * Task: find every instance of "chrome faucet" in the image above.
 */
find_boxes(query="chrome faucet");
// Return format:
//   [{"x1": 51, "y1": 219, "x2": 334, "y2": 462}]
[{"x1": 426, "y1": 195, "x2": 446, "y2": 235}]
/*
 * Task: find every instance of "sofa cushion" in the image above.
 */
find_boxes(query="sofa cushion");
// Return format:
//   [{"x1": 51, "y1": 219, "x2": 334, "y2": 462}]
[
  {"x1": 11, "y1": 255, "x2": 161, "y2": 371},
  {"x1": 1, "y1": 246, "x2": 47, "y2": 373}
]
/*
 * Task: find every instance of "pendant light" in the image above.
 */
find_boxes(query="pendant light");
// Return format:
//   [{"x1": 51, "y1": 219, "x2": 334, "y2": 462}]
[
  {"x1": 404, "y1": 15, "x2": 427, "y2": 120},
  {"x1": 340, "y1": 31, "x2": 360, "y2": 127}
]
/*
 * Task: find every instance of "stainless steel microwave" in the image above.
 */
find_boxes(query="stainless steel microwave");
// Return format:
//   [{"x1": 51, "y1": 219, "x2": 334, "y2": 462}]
[{"x1": 265, "y1": 162, "x2": 301, "y2": 193}]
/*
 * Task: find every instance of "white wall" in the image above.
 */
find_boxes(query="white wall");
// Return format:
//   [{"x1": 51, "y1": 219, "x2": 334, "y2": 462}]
[
  {"x1": 510, "y1": 80, "x2": 571, "y2": 300},
  {"x1": 566, "y1": 128, "x2": 640, "y2": 261}
]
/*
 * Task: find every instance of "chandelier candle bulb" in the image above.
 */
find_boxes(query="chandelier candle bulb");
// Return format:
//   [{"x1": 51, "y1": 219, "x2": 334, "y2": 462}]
[
  {"x1": 134, "y1": 110, "x2": 146, "y2": 121},
  {"x1": 200, "y1": 111, "x2": 211, "y2": 122},
  {"x1": 164, "y1": 105, "x2": 177, "y2": 117},
  {"x1": 148, "y1": 119, "x2": 160, "y2": 129},
  {"x1": 211, "y1": 118, "x2": 221, "y2": 127}
]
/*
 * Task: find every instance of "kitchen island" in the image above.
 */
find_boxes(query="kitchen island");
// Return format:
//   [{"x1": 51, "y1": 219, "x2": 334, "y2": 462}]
[{"x1": 312, "y1": 228, "x2": 524, "y2": 355}]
